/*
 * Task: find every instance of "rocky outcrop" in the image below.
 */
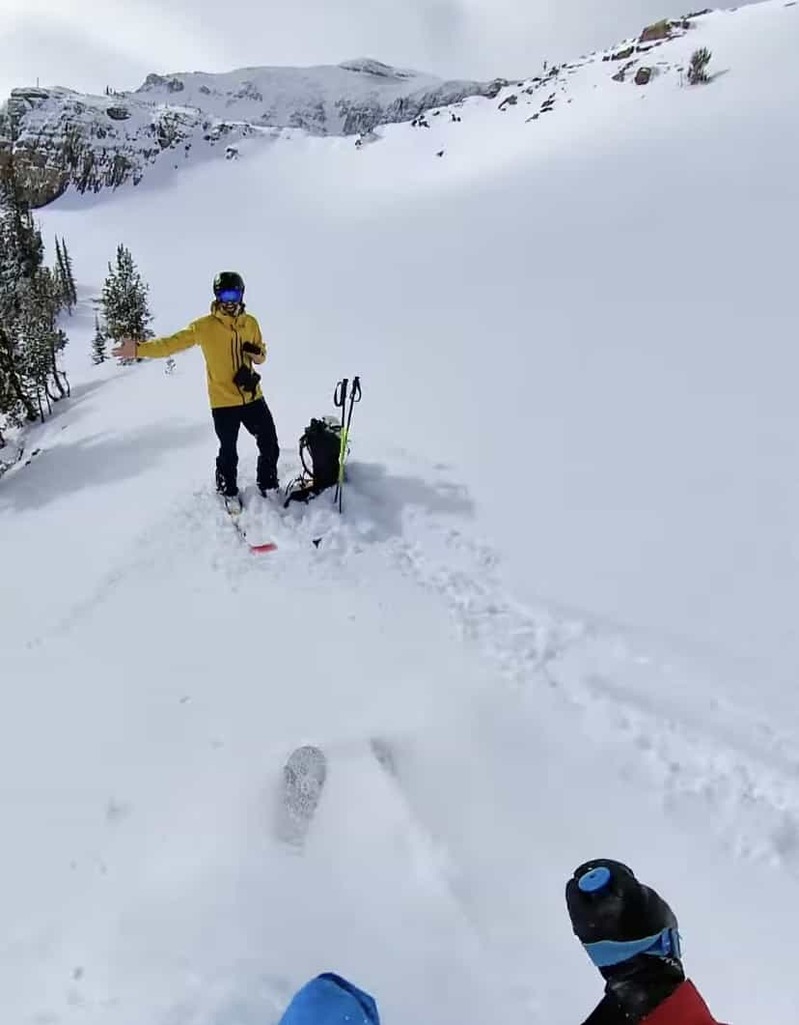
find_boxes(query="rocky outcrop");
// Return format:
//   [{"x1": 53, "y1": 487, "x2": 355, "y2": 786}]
[
  {"x1": 640, "y1": 20, "x2": 672, "y2": 43},
  {"x1": 639, "y1": 14, "x2": 702, "y2": 44},
  {"x1": 607, "y1": 15, "x2": 695, "y2": 87},
  {"x1": 0, "y1": 87, "x2": 209, "y2": 206},
  {"x1": 138, "y1": 73, "x2": 186, "y2": 94},
  {"x1": 0, "y1": 62, "x2": 506, "y2": 208}
]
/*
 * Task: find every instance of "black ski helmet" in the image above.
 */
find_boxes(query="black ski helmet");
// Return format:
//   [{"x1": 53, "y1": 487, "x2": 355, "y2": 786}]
[{"x1": 213, "y1": 270, "x2": 245, "y2": 298}]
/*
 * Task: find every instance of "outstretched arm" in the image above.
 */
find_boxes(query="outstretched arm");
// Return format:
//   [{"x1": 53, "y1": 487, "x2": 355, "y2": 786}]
[{"x1": 112, "y1": 325, "x2": 198, "y2": 361}]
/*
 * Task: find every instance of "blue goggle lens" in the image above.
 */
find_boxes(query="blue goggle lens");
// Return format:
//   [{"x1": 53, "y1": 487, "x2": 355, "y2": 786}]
[
  {"x1": 217, "y1": 288, "x2": 242, "y2": 303},
  {"x1": 583, "y1": 927, "x2": 681, "y2": 968}
]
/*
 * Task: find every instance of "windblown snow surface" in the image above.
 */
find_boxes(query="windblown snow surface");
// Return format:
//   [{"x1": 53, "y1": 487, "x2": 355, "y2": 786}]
[{"x1": 2, "y1": 3, "x2": 799, "y2": 1023}]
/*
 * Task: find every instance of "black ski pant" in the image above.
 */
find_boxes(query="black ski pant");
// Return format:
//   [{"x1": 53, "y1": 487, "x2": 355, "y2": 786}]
[{"x1": 212, "y1": 397, "x2": 279, "y2": 496}]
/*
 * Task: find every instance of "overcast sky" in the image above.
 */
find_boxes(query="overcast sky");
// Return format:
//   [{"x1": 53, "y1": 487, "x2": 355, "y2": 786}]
[{"x1": 1, "y1": 0, "x2": 752, "y2": 101}]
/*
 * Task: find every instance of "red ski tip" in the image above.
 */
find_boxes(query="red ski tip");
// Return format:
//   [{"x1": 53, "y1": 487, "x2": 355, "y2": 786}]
[{"x1": 249, "y1": 542, "x2": 278, "y2": 554}]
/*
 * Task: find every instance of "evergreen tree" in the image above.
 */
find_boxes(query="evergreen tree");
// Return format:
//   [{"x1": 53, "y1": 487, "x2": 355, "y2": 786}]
[
  {"x1": 0, "y1": 323, "x2": 36, "y2": 425},
  {"x1": 15, "y1": 269, "x2": 69, "y2": 418},
  {"x1": 101, "y1": 244, "x2": 153, "y2": 355},
  {"x1": 687, "y1": 48, "x2": 712, "y2": 85},
  {"x1": 0, "y1": 163, "x2": 43, "y2": 285},
  {"x1": 53, "y1": 236, "x2": 78, "y2": 311},
  {"x1": 0, "y1": 163, "x2": 71, "y2": 430},
  {"x1": 36, "y1": 267, "x2": 70, "y2": 398},
  {"x1": 0, "y1": 164, "x2": 42, "y2": 424},
  {"x1": 91, "y1": 314, "x2": 109, "y2": 365},
  {"x1": 54, "y1": 236, "x2": 69, "y2": 309},
  {"x1": 54, "y1": 236, "x2": 66, "y2": 295},
  {"x1": 60, "y1": 236, "x2": 78, "y2": 307}
]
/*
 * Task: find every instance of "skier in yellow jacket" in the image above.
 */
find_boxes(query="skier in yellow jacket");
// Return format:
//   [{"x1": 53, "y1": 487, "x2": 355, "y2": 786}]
[{"x1": 112, "y1": 271, "x2": 279, "y2": 501}]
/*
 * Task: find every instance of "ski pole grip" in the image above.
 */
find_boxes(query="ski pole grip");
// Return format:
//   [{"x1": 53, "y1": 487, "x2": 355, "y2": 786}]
[
  {"x1": 351, "y1": 376, "x2": 362, "y2": 402},
  {"x1": 334, "y1": 379, "x2": 348, "y2": 407}
]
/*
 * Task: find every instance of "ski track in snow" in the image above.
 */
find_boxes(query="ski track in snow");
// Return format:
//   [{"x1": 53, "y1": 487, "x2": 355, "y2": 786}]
[
  {"x1": 22, "y1": 441, "x2": 799, "y2": 920},
  {"x1": 64, "y1": 448, "x2": 799, "y2": 885},
  {"x1": 324, "y1": 461, "x2": 799, "y2": 879}
]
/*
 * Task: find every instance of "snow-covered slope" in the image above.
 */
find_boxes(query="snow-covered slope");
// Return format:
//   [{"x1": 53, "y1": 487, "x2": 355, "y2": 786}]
[
  {"x1": 0, "y1": 59, "x2": 504, "y2": 206},
  {"x1": 2, "y1": 2, "x2": 799, "y2": 1024}
]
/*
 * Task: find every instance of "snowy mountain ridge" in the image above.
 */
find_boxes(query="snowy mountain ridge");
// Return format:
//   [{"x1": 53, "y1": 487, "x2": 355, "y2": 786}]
[
  {"x1": 0, "y1": 58, "x2": 505, "y2": 207},
  {"x1": 0, "y1": 7, "x2": 734, "y2": 209}
]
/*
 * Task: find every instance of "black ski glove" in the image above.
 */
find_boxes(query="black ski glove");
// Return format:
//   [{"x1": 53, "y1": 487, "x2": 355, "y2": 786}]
[{"x1": 566, "y1": 859, "x2": 684, "y2": 1025}]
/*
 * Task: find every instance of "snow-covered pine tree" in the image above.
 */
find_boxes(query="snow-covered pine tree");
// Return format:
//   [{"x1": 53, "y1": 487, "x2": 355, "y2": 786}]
[
  {"x1": 18, "y1": 302, "x2": 55, "y2": 421},
  {"x1": 101, "y1": 244, "x2": 153, "y2": 363},
  {"x1": 0, "y1": 163, "x2": 42, "y2": 424},
  {"x1": 0, "y1": 325, "x2": 29, "y2": 428},
  {"x1": 53, "y1": 236, "x2": 76, "y2": 312},
  {"x1": 688, "y1": 48, "x2": 712, "y2": 85},
  {"x1": 16, "y1": 268, "x2": 70, "y2": 418},
  {"x1": 91, "y1": 314, "x2": 109, "y2": 364},
  {"x1": 54, "y1": 236, "x2": 67, "y2": 305},
  {"x1": 0, "y1": 323, "x2": 37, "y2": 425},
  {"x1": 0, "y1": 159, "x2": 72, "y2": 435},
  {"x1": 37, "y1": 267, "x2": 70, "y2": 398},
  {"x1": 60, "y1": 237, "x2": 78, "y2": 308},
  {"x1": 0, "y1": 164, "x2": 43, "y2": 285}
]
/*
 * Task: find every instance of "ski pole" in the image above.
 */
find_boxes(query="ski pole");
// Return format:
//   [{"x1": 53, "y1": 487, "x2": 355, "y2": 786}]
[
  {"x1": 334, "y1": 378, "x2": 348, "y2": 423},
  {"x1": 333, "y1": 378, "x2": 348, "y2": 508},
  {"x1": 336, "y1": 375, "x2": 361, "y2": 514}
]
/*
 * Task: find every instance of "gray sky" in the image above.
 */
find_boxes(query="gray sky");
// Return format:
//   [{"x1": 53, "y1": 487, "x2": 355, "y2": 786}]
[{"x1": 1, "y1": 0, "x2": 750, "y2": 101}]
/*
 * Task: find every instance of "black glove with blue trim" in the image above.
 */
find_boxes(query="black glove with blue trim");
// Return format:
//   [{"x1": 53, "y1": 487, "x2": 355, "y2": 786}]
[{"x1": 566, "y1": 859, "x2": 684, "y2": 1024}]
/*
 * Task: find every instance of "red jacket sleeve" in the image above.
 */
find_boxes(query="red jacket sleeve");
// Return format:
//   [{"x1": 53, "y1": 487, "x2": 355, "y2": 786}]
[{"x1": 642, "y1": 981, "x2": 723, "y2": 1025}]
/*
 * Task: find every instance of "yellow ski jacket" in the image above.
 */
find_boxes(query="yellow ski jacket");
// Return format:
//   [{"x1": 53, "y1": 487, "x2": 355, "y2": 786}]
[{"x1": 135, "y1": 304, "x2": 267, "y2": 409}]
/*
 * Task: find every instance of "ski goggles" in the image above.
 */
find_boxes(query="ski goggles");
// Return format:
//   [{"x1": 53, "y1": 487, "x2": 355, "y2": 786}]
[
  {"x1": 217, "y1": 288, "x2": 243, "y2": 303},
  {"x1": 582, "y1": 926, "x2": 681, "y2": 968}
]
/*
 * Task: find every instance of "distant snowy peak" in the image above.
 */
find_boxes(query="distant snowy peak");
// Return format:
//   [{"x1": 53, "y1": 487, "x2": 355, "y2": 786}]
[
  {"x1": 337, "y1": 58, "x2": 417, "y2": 78},
  {"x1": 0, "y1": 58, "x2": 504, "y2": 208},
  {"x1": 136, "y1": 57, "x2": 424, "y2": 96},
  {"x1": 130, "y1": 59, "x2": 500, "y2": 133}
]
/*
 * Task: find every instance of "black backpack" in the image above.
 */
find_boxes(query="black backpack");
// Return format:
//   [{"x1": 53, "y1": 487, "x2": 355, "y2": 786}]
[{"x1": 284, "y1": 416, "x2": 344, "y2": 505}]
